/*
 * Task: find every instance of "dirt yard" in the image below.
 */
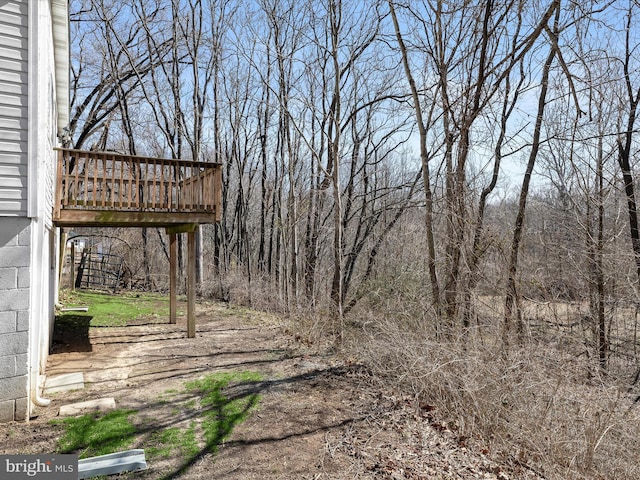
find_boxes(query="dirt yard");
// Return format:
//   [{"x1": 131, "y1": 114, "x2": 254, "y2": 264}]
[{"x1": 0, "y1": 301, "x2": 537, "y2": 479}]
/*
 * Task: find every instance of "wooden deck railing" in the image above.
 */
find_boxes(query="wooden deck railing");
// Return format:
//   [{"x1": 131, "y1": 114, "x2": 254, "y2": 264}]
[{"x1": 53, "y1": 148, "x2": 222, "y2": 226}]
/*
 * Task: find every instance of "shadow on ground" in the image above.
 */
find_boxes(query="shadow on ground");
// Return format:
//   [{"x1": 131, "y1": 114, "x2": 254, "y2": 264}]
[{"x1": 52, "y1": 315, "x2": 93, "y2": 353}]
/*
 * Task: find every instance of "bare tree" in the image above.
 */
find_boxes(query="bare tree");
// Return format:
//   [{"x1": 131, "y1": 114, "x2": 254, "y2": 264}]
[
  {"x1": 389, "y1": 0, "x2": 559, "y2": 334},
  {"x1": 68, "y1": 1, "x2": 170, "y2": 151},
  {"x1": 616, "y1": 2, "x2": 640, "y2": 286},
  {"x1": 388, "y1": 0, "x2": 441, "y2": 316},
  {"x1": 504, "y1": 3, "x2": 561, "y2": 340}
]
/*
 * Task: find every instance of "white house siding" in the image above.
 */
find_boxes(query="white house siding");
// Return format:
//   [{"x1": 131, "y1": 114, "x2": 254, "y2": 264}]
[
  {"x1": 0, "y1": 0, "x2": 28, "y2": 216},
  {"x1": 0, "y1": 0, "x2": 62, "y2": 422}
]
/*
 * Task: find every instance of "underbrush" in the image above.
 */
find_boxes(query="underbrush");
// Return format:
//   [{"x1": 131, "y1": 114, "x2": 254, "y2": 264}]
[
  {"x1": 347, "y1": 310, "x2": 640, "y2": 479},
  {"x1": 200, "y1": 273, "x2": 640, "y2": 477}
]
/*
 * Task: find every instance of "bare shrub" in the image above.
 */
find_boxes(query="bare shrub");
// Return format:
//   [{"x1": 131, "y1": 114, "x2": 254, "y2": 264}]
[{"x1": 348, "y1": 300, "x2": 640, "y2": 479}]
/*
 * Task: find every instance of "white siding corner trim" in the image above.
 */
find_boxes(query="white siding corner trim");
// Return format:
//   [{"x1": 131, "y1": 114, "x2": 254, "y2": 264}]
[
  {"x1": 51, "y1": 0, "x2": 68, "y2": 133},
  {"x1": 27, "y1": 0, "x2": 37, "y2": 218}
]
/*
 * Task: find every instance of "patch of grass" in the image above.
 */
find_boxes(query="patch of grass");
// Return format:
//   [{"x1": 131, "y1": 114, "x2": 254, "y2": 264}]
[
  {"x1": 50, "y1": 372, "x2": 263, "y2": 476},
  {"x1": 51, "y1": 410, "x2": 138, "y2": 458},
  {"x1": 184, "y1": 371, "x2": 263, "y2": 454},
  {"x1": 146, "y1": 424, "x2": 199, "y2": 460},
  {"x1": 57, "y1": 290, "x2": 169, "y2": 327}
]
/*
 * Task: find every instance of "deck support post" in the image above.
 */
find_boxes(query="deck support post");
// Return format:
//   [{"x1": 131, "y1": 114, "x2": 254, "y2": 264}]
[
  {"x1": 166, "y1": 224, "x2": 198, "y2": 337},
  {"x1": 169, "y1": 232, "x2": 177, "y2": 324},
  {"x1": 59, "y1": 229, "x2": 67, "y2": 290},
  {"x1": 70, "y1": 240, "x2": 76, "y2": 291},
  {"x1": 187, "y1": 227, "x2": 197, "y2": 338}
]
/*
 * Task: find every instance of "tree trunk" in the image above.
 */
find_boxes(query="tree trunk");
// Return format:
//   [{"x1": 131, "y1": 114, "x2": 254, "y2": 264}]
[
  {"x1": 388, "y1": 0, "x2": 440, "y2": 316},
  {"x1": 504, "y1": 11, "x2": 559, "y2": 343}
]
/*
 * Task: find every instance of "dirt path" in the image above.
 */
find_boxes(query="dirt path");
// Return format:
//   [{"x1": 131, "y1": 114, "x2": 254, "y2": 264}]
[{"x1": 0, "y1": 302, "x2": 534, "y2": 479}]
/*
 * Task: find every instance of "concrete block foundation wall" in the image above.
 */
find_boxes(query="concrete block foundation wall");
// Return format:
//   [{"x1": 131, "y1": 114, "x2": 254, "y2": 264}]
[{"x1": 0, "y1": 218, "x2": 31, "y2": 422}]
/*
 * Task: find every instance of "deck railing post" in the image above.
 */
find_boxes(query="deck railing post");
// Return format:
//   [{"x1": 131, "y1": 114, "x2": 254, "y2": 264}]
[
  {"x1": 214, "y1": 165, "x2": 222, "y2": 222},
  {"x1": 53, "y1": 150, "x2": 64, "y2": 220}
]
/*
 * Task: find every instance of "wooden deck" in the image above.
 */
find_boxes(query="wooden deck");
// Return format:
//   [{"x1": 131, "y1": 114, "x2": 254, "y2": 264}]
[
  {"x1": 54, "y1": 148, "x2": 223, "y2": 338},
  {"x1": 53, "y1": 148, "x2": 222, "y2": 227}
]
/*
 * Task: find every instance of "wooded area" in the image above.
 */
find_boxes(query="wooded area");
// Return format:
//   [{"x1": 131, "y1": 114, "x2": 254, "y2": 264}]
[{"x1": 64, "y1": 1, "x2": 640, "y2": 477}]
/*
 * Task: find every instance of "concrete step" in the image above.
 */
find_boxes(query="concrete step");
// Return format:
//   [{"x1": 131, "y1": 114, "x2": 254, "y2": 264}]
[
  {"x1": 58, "y1": 397, "x2": 116, "y2": 416},
  {"x1": 43, "y1": 372, "x2": 85, "y2": 395}
]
